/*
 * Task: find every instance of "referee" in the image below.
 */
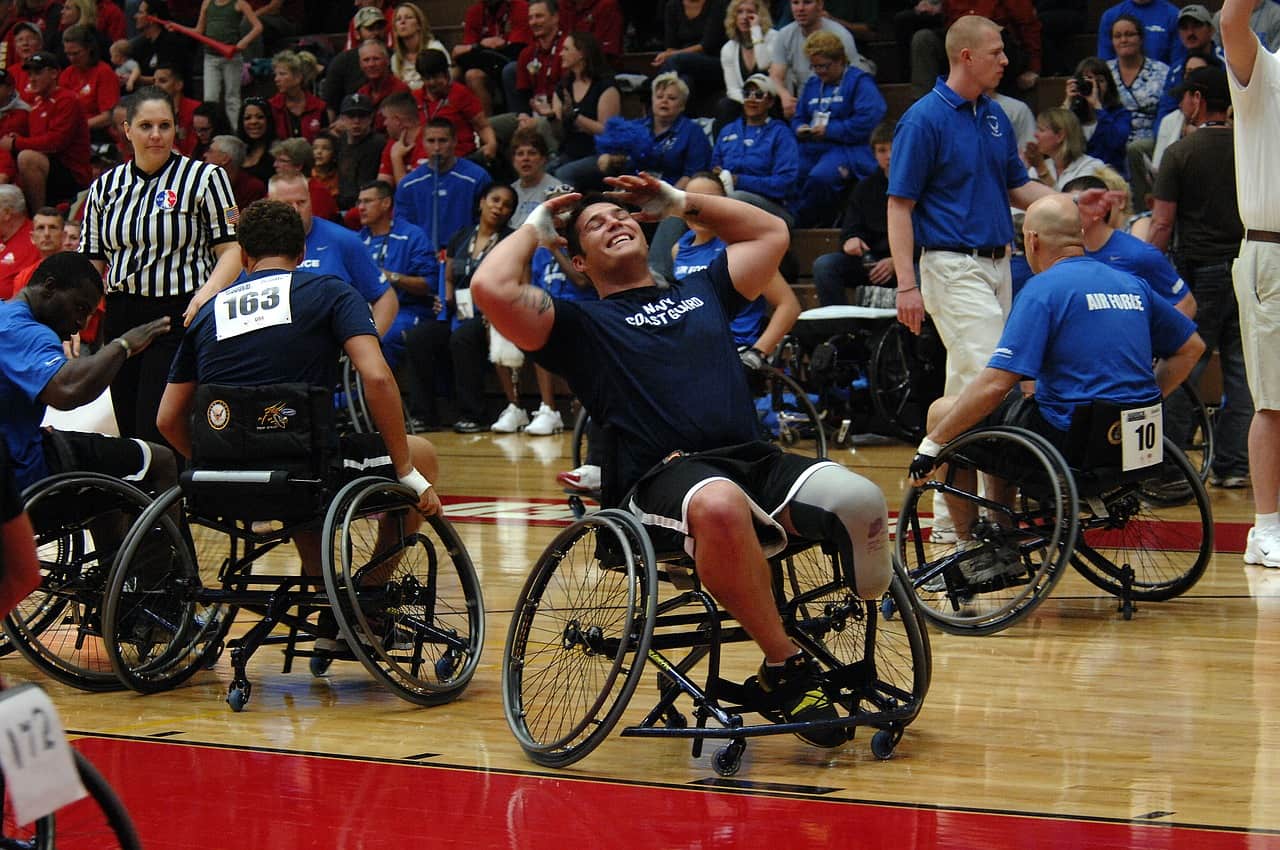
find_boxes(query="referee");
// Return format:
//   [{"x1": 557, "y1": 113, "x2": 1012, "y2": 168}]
[{"x1": 80, "y1": 86, "x2": 243, "y2": 446}]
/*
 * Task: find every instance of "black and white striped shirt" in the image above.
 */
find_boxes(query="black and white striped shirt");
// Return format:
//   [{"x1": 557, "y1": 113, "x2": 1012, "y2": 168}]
[{"x1": 80, "y1": 153, "x2": 239, "y2": 298}]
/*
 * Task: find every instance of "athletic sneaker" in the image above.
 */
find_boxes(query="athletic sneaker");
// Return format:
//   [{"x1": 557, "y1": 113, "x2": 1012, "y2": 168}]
[
  {"x1": 752, "y1": 652, "x2": 846, "y2": 748},
  {"x1": 921, "y1": 538, "x2": 979, "y2": 592},
  {"x1": 491, "y1": 403, "x2": 529, "y2": 433},
  {"x1": 961, "y1": 544, "x2": 1024, "y2": 584},
  {"x1": 1245, "y1": 526, "x2": 1280, "y2": 568},
  {"x1": 929, "y1": 524, "x2": 958, "y2": 544},
  {"x1": 1211, "y1": 474, "x2": 1250, "y2": 489},
  {"x1": 557, "y1": 464, "x2": 601, "y2": 491},
  {"x1": 525, "y1": 403, "x2": 564, "y2": 436}
]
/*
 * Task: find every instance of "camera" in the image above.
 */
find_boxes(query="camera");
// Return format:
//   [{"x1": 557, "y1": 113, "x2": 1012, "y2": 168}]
[
  {"x1": 1073, "y1": 75, "x2": 1093, "y2": 97},
  {"x1": 1070, "y1": 75, "x2": 1095, "y2": 123}
]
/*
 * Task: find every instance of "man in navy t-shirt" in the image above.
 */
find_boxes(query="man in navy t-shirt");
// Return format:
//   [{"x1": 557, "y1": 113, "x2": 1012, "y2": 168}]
[{"x1": 472, "y1": 173, "x2": 892, "y2": 748}]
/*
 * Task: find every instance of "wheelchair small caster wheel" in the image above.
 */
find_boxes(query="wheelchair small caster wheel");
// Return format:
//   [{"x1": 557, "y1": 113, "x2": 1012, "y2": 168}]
[
  {"x1": 1120, "y1": 599, "x2": 1134, "y2": 621},
  {"x1": 226, "y1": 682, "x2": 251, "y2": 713},
  {"x1": 870, "y1": 729, "x2": 898, "y2": 760},
  {"x1": 713, "y1": 740, "x2": 746, "y2": 777},
  {"x1": 568, "y1": 494, "x2": 586, "y2": 519},
  {"x1": 310, "y1": 654, "x2": 332, "y2": 677}
]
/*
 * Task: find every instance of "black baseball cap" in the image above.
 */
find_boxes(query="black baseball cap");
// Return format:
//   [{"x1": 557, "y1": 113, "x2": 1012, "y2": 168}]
[
  {"x1": 340, "y1": 93, "x2": 375, "y2": 115},
  {"x1": 1173, "y1": 65, "x2": 1230, "y2": 108},
  {"x1": 23, "y1": 51, "x2": 59, "y2": 72}
]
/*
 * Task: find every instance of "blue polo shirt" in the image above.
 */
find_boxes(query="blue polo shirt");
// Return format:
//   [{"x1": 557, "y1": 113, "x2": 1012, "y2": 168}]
[
  {"x1": 394, "y1": 158, "x2": 493, "y2": 251},
  {"x1": 0, "y1": 299, "x2": 67, "y2": 490},
  {"x1": 360, "y1": 219, "x2": 436, "y2": 310},
  {"x1": 294, "y1": 217, "x2": 390, "y2": 305},
  {"x1": 635, "y1": 114, "x2": 712, "y2": 186},
  {"x1": 1086, "y1": 229, "x2": 1188, "y2": 306},
  {"x1": 888, "y1": 79, "x2": 1028, "y2": 250},
  {"x1": 1096, "y1": 0, "x2": 1184, "y2": 66}
]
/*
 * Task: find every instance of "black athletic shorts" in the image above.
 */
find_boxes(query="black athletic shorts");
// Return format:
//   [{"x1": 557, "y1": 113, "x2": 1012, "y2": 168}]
[
  {"x1": 42, "y1": 429, "x2": 151, "y2": 482},
  {"x1": 626, "y1": 441, "x2": 837, "y2": 558},
  {"x1": 983, "y1": 392, "x2": 1069, "y2": 453}
]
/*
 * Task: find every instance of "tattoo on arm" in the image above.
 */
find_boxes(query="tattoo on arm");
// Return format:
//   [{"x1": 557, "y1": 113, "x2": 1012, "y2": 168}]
[
  {"x1": 515, "y1": 286, "x2": 553, "y2": 314},
  {"x1": 684, "y1": 202, "x2": 702, "y2": 218}
]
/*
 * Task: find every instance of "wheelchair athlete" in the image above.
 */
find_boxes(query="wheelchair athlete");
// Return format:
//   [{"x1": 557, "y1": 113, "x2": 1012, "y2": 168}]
[
  {"x1": 473, "y1": 173, "x2": 892, "y2": 748},
  {"x1": 908, "y1": 193, "x2": 1206, "y2": 579},
  {"x1": 0, "y1": 252, "x2": 178, "y2": 496},
  {"x1": 155, "y1": 199, "x2": 441, "y2": 652}
]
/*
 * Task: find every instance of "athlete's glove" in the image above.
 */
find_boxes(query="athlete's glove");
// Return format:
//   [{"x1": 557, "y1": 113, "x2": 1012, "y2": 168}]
[
  {"x1": 524, "y1": 202, "x2": 560, "y2": 246},
  {"x1": 738, "y1": 345, "x2": 767, "y2": 372},
  {"x1": 909, "y1": 437, "x2": 943, "y2": 481}
]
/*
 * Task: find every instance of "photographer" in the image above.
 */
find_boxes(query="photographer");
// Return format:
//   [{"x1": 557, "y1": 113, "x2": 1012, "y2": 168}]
[{"x1": 1064, "y1": 57, "x2": 1132, "y2": 174}]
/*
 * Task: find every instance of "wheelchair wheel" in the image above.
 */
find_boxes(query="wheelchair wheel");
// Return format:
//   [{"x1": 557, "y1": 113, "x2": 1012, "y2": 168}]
[
  {"x1": 760, "y1": 366, "x2": 827, "y2": 459},
  {"x1": 868, "y1": 320, "x2": 945, "y2": 442},
  {"x1": 780, "y1": 545, "x2": 930, "y2": 723},
  {"x1": 1071, "y1": 439, "x2": 1213, "y2": 601},
  {"x1": 502, "y1": 509, "x2": 658, "y2": 768},
  {"x1": 322, "y1": 478, "x2": 485, "y2": 706},
  {"x1": 1169, "y1": 381, "x2": 1214, "y2": 484},
  {"x1": 895, "y1": 427, "x2": 1079, "y2": 636},
  {"x1": 2, "y1": 750, "x2": 142, "y2": 850},
  {"x1": 101, "y1": 487, "x2": 235, "y2": 693},
  {"x1": 1, "y1": 474, "x2": 156, "y2": 692},
  {"x1": 571, "y1": 407, "x2": 590, "y2": 469},
  {"x1": 341, "y1": 356, "x2": 374, "y2": 434}
]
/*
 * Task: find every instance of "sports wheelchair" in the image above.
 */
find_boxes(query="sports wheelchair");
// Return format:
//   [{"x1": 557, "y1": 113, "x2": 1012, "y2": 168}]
[
  {"x1": 93, "y1": 383, "x2": 484, "y2": 711},
  {"x1": 504, "y1": 438, "x2": 931, "y2": 776},
  {"x1": 896, "y1": 400, "x2": 1213, "y2": 635}
]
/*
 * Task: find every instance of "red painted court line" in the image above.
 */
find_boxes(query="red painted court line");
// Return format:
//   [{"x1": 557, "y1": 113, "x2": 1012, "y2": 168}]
[{"x1": 71, "y1": 737, "x2": 1277, "y2": 850}]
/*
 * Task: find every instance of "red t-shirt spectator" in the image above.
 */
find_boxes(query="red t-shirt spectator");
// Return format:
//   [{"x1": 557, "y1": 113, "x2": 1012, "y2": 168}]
[
  {"x1": 268, "y1": 91, "x2": 328, "y2": 142},
  {"x1": 413, "y1": 81, "x2": 482, "y2": 156},
  {"x1": 345, "y1": 4, "x2": 395, "y2": 50},
  {"x1": 0, "y1": 219, "x2": 39, "y2": 300},
  {"x1": 16, "y1": 86, "x2": 91, "y2": 187},
  {"x1": 515, "y1": 32, "x2": 565, "y2": 99},
  {"x1": 560, "y1": 0, "x2": 623, "y2": 57},
  {"x1": 378, "y1": 130, "x2": 429, "y2": 179},
  {"x1": 0, "y1": 100, "x2": 29, "y2": 181},
  {"x1": 310, "y1": 177, "x2": 338, "y2": 222},
  {"x1": 230, "y1": 169, "x2": 266, "y2": 206},
  {"x1": 96, "y1": 1, "x2": 128, "y2": 43},
  {"x1": 463, "y1": 0, "x2": 533, "y2": 48},
  {"x1": 943, "y1": 0, "x2": 1042, "y2": 73},
  {"x1": 358, "y1": 73, "x2": 409, "y2": 131},
  {"x1": 58, "y1": 61, "x2": 119, "y2": 127},
  {"x1": 173, "y1": 94, "x2": 200, "y2": 155}
]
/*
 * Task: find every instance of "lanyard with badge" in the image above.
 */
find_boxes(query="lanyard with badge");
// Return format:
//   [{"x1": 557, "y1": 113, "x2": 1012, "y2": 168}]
[{"x1": 214, "y1": 273, "x2": 293, "y2": 340}]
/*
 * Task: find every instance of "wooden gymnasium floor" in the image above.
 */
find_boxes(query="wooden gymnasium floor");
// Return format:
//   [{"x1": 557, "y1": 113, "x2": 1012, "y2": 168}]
[{"x1": 6, "y1": 428, "x2": 1280, "y2": 850}]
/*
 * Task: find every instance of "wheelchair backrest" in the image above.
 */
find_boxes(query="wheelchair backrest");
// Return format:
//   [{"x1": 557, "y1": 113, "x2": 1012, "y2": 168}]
[{"x1": 1063, "y1": 399, "x2": 1161, "y2": 492}]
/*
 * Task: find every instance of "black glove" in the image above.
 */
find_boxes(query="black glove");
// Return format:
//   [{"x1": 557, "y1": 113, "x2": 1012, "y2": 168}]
[
  {"x1": 909, "y1": 451, "x2": 938, "y2": 481},
  {"x1": 738, "y1": 346, "x2": 767, "y2": 372}
]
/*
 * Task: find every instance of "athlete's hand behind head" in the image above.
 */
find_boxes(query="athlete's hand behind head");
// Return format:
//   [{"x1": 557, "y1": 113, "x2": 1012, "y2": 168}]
[
  {"x1": 603, "y1": 173, "x2": 686, "y2": 222},
  {"x1": 524, "y1": 193, "x2": 579, "y2": 249}
]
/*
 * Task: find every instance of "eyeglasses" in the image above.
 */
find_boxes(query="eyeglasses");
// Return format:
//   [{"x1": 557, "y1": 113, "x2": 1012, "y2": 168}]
[{"x1": 743, "y1": 88, "x2": 769, "y2": 100}]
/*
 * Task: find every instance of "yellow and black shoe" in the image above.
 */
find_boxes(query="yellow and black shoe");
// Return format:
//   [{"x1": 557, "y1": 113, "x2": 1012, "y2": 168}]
[{"x1": 756, "y1": 653, "x2": 847, "y2": 748}]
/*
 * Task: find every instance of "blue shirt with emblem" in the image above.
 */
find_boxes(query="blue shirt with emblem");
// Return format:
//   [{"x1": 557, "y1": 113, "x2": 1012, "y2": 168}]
[
  {"x1": 888, "y1": 79, "x2": 1028, "y2": 249},
  {"x1": 393, "y1": 158, "x2": 493, "y2": 251},
  {"x1": 1085, "y1": 229, "x2": 1188, "y2": 306},
  {"x1": 292, "y1": 217, "x2": 390, "y2": 305},
  {"x1": 0, "y1": 299, "x2": 69, "y2": 490},
  {"x1": 1097, "y1": 0, "x2": 1184, "y2": 66},
  {"x1": 626, "y1": 113, "x2": 712, "y2": 186},
  {"x1": 712, "y1": 118, "x2": 799, "y2": 204},
  {"x1": 673, "y1": 230, "x2": 765, "y2": 346},
  {"x1": 792, "y1": 66, "x2": 886, "y2": 175},
  {"x1": 989, "y1": 256, "x2": 1196, "y2": 430},
  {"x1": 360, "y1": 218, "x2": 436, "y2": 310},
  {"x1": 532, "y1": 246, "x2": 597, "y2": 303}
]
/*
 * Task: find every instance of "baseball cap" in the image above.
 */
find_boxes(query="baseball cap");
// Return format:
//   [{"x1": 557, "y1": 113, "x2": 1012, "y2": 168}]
[
  {"x1": 340, "y1": 92, "x2": 376, "y2": 115},
  {"x1": 1173, "y1": 65, "x2": 1230, "y2": 106},
  {"x1": 353, "y1": 6, "x2": 386, "y2": 28},
  {"x1": 11, "y1": 21, "x2": 41, "y2": 39},
  {"x1": 743, "y1": 73, "x2": 776, "y2": 97},
  {"x1": 22, "y1": 51, "x2": 59, "y2": 72},
  {"x1": 1177, "y1": 4, "x2": 1213, "y2": 26}
]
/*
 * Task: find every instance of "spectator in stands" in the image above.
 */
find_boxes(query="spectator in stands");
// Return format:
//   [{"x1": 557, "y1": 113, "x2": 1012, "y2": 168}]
[
  {"x1": 1214, "y1": 0, "x2": 1280, "y2": 52},
  {"x1": 1097, "y1": 0, "x2": 1182, "y2": 66},
  {"x1": 393, "y1": 118, "x2": 493, "y2": 257},
  {"x1": 110, "y1": 39, "x2": 141, "y2": 92},
  {"x1": 893, "y1": 0, "x2": 945, "y2": 85},
  {"x1": 268, "y1": 171, "x2": 397, "y2": 335},
  {"x1": 508, "y1": 0, "x2": 565, "y2": 121},
  {"x1": 389, "y1": 2, "x2": 448, "y2": 93},
  {"x1": 56, "y1": 0, "x2": 110, "y2": 62},
  {"x1": 356, "y1": 178, "x2": 436, "y2": 371},
  {"x1": 812, "y1": 121, "x2": 895, "y2": 306},
  {"x1": 1155, "y1": 6, "x2": 1222, "y2": 123},
  {"x1": 344, "y1": 0, "x2": 395, "y2": 51},
  {"x1": 59, "y1": 25, "x2": 117, "y2": 144},
  {"x1": 129, "y1": 0, "x2": 185, "y2": 87},
  {"x1": 204, "y1": 132, "x2": 264, "y2": 205},
  {"x1": 153, "y1": 62, "x2": 200, "y2": 154},
  {"x1": 453, "y1": 0, "x2": 533, "y2": 115},
  {"x1": 334, "y1": 93, "x2": 385, "y2": 210},
  {"x1": 1, "y1": 51, "x2": 91, "y2": 213},
  {"x1": 652, "y1": 0, "x2": 728, "y2": 108},
  {"x1": 0, "y1": 69, "x2": 30, "y2": 186},
  {"x1": 990, "y1": 87, "x2": 1036, "y2": 157},
  {"x1": 357, "y1": 39, "x2": 409, "y2": 129},
  {"x1": 1065, "y1": 56, "x2": 1132, "y2": 174},
  {"x1": 908, "y1": 0, "x2": 1043, "y2": 100},
  {"x1": 6, "y1": 22, "x2": 40, "y2": 98},
  {"x1": 311, "y1": 131, "x2": 338, "y2": 206},
  {"x1": 711, "y1": 73, "x2": 798, "y2": 223},
  {"x1": 769, "y1": 0, "x2": 864, "y2": 118},
  {"x1": 376, "y1": 90, "x2": 427, "y2": 184},
  {"x1": 1152, "y1": 53, "x2": 1219, "y2": 171},
  {"x1": 269, "y1": 49, "x2": 327, "y2": 142},
  {"x1": 1023, "y1": 107, "x2": 1107, "y2": 188},
  {"x1": 193, "y1": 0, "x2": 261, "y2": 128},
  {"x1": 97, "y1": 0, "x2": 129, "y2": 44},
  {"x1": 1107, "y1": 13, "x2": 1169, "y2": 210},
  {"x1": 0, "y1": 186, "x2": 37, "y2": 301},
  {"x1": 790, "y1": 30, "x2": 885, "y2": 227},
  {"x1": 236, "y1": 94, "x2": 275, "y2": 183},
  {"x1": 8, "y1": 206, "x2": 64, "y2": 298},
  {"x1": 322, "y1": 7, "x2": 391, "y2": 120},
  {"x1": 510, "y1": 127, "x2": 560, "y2": 225},
  {"x1": 245, "y1": 0, "x2": 302, "y2": 58},
  {"x1": 417, "y1": 50, "x2": 499, "y2": 167},
  {"x1": 271, "y1": 137, "x2": 338, "y2": 222},
  {"x1": 61, "y1": 219, "x2": 81, "y2": 252},
  {"x1": 559, "y1": 0, "x2": 623, "y2": 59},
  {"x1": 717, "y1": 0, "x2": 779, "y2": 133},
  {"x1": 190, "y1": 101, "x2": 230, "y2": 161},
  {"x1": 549, "y1": 31, "x2": 619, "y2": 189},
  {"x1": 595, "y1": 72, "x2": 711, "y2": 188},
  {"x1": 1147, "y1": 64, "x2": 1252, "y2": 489}
]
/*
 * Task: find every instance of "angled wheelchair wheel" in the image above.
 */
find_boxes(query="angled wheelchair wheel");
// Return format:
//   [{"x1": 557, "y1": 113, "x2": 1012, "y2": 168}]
[
  {"x1": 322, "y1": 478, "x2": 485, "y2": 706},
  {"x1": 760, "y1": 366, "x2": 827, "y2": 459},
  {"x1": 102, "y1": 487, "x2": 235, "y2": 693},
  {"x1": 4, "y1": 750, "x2": 142, "y2": 850},
  {"x1": 868, "y1": 320, "x2": 945, "y2": 443},
  {"x1": 895, "y1": 427, "x2": 1079, "y2": 636},
  {"x1": 1169, "y1": 381, "x2": 1214, "y2": 483},
  {"x1": 1071, "y1": 439, "x2": 1213, "y2": 601},
  {"x1": 780, "y1": 544, "x2": 930, "y2": 724},
  {"x1": 571, "y1": 407, "x2": 590, "y2": 469},
  {"x1": 503, "y1": 509, "x2": 658, "y2": 768},
  {"x1": 1, "y1": 473, "x2": 156, "y2": 692}
]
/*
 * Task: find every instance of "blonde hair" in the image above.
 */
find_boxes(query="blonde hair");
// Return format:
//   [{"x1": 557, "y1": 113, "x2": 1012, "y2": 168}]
[
  {"x1": 652, "y1": 71, "x2": 689, "y2": 105},
  {"x1": 724, "y1": 0, "x2": 772, "y2": 43},
  {"x1": 272, "y1": 49, "x2": 321, "y2": 87},
  {"x1": 1037, "y1": 107, "x2": 1086, "y2": 166},
  {"x1": 803, "y1": 30, "x2": 846, "y2": 63},
  {"x1": 63, "y1": 0, "x2": 97, "y2": 28}
]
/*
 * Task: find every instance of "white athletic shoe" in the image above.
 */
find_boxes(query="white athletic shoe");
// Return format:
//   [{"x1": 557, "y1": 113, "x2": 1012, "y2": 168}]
[
  {"x1": 557, "y1": 464, "x2": 602, "y2": 492},
  {"x1": 491, "y1": 403, "x2": 529, "y2": 433},
  {"x1": 525, "y1": 404, "x2": 564, "y2": 436},
  {"x1": 1245, "y1": 526, "x2": 1280, "y2": 568}
]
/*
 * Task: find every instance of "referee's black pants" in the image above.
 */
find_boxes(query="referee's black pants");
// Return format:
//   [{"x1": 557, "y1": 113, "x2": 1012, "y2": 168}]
[{"x1": 103, "y1": 293, "x2": 189, "y2": 449}]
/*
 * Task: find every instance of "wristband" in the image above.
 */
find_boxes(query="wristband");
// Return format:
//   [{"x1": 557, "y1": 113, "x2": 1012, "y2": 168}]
[
  {"x1": 115, "y1": 337, "x2": 132, "y2": 357},
  {"x1": 896, "y1": 285, "x2": 918, "y2": 293},
  {"x1": 524, "y1": 203, "x2": 559, "y2": 245},
  {"x1": 916, "y1": 436, "x2": 943, "y2": 457},
  {"x1": 398, "y1": 468, "x2": 432, "y2": 497}
]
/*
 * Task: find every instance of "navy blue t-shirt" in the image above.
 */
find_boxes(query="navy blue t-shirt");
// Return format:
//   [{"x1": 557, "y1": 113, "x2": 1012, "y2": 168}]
[
  {"x1": 170, "y1": 269, "x2": 378, "y2": 391},
  {"x1": 530, "y1": 252, "x2": 757, "y2": 493},
  {"x1": 1086, "y1": 229, "x2": 1188, "y2": 306},
  {"x1": 989, "y1": 256, "x2": 1196, "y2": 430}
]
